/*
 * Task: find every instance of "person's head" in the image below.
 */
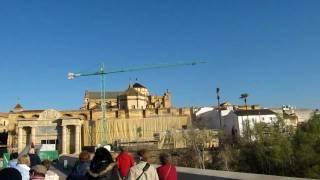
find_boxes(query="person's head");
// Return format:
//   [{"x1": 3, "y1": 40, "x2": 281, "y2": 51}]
[
  {"x1": 93, "y1": 147, "x2": 113, "y2": 164},
  {"x1": 0, "y1": 168, "x2": 22, "y2": 180},
  {"x1": 10, "y1": 152, "x2": 19, "y2": 160},
  {"x1": 90, "y1": 147, "x2": 114, "y2": 173},
  {"x1": 79, "y1": 151, "x2": 91, "y2": 162},
  {"x1": 159, "y1": 153, "x2": 170, "y2": 165},
  {"x1": 30, "y1": 165, "x2": 47, "y2": 177},
  {"x1": 119, "y1": 146, "x2": 128, "y2": 152},
  {"x1": 18, "y1": 155, "x2": 30, "y2": 166},
  {"x1": 41, "y1": 160, "x2": 51, "y2": 170},
  {"x1": 137, "y1": 149, "x2": 149, "y2": 162}
]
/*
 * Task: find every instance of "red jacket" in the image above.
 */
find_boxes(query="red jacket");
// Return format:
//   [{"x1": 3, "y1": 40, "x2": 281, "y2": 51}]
[
  {"x1": 157, "y1": 164, "x2": 177, "y2": 180},
  {"x1": 116, "y1": 151, "x2": 135, "y2": 177}
]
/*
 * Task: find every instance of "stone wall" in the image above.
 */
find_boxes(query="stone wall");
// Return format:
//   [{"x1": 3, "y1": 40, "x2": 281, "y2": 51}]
[{"x1": 91, "y1": 107, "x2": 193, "y2": 120}]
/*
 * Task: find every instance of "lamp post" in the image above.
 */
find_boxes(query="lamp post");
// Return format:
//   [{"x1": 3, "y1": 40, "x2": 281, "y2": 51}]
[{"x1": 216, "y1": 88, "x2": 222, "y2": 129}]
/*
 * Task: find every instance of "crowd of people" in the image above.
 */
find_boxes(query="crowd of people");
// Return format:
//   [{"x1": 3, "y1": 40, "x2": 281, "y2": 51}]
[
  {"x1": 0, "y1": 147, "x2": 177, "y2": 180},
  {"x1": 0, "y1": 148, "x2": 59, "y2": 180},
  {"x1": 68, "y1": 147, "x2": 177, "y2": 180}
]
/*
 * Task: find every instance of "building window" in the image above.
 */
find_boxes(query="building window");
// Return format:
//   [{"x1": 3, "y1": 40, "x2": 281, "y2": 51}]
[
  {"x1": 132, "y1": 105, "x2": 135, "y2": 109},
  {"x1": 48, "y1": 140, "x2": 56, "y2": 144},
  {"x1": 41, "y1": 139, "x2": 59, "y2": 145}
]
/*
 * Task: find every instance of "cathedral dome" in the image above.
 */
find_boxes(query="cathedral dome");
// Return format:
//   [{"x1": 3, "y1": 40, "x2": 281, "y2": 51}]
[
  {"x1": 13, "y1": 103, "x2": 24, "y2": 112},
  {"x1": 132, "y1": 83, "x2": 146, "y2": 89}
]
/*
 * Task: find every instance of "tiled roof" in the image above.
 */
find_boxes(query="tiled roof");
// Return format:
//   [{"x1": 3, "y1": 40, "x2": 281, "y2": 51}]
[
  {"x1": 85, "y1": 91, "x2": 123, "y2": 99},
  {"x1": 122, "y1": 88, "x2": 144, "y2": 96},
  {"x1": 14, "y1": 103, "x2": 23, "y2": 109},
  {"x1": 133, "y1": 83, "x2": 146, "y2": 88},
  {"x1": 21, "y1": 110, "x2": 44, "y2": 113},
  {"x1": 234, "y1": 109, "x2": 276, "y2": 116},
  {"x1": 0, "y1": 113, "x2": 8, "y2": 117}
]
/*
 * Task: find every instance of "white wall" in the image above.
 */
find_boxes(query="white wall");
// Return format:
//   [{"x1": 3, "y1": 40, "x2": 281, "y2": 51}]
[
  {"x1": 195, "y1": 108, "x2": 237, "y2": 137},
  {"x1": 195, "y1": 107, "x2": 278, "y2": 138},
  {"x1": 237, "y1": 114, "x2": 277, "y2": 136}
]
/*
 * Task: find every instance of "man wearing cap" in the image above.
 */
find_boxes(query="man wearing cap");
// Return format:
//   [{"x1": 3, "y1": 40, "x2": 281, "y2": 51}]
[{"x1": 30, "y1": 165, "x2": 48, "y2": 180}]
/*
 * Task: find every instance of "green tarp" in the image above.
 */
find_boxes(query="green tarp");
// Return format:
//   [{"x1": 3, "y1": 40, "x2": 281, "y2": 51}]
[{"x1": 0, "y1": 151, "x2": 58, "y2": 168}]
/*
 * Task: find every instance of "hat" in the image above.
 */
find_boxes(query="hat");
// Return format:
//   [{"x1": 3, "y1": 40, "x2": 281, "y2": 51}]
[{"x1": 31, "y1": 165, "x2": 47, "y2": 175}]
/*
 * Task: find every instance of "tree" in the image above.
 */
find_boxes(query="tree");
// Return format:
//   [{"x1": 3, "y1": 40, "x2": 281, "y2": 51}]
[
  {"x1": 237, "y1": 118, "x2": 295, "y2": 176},
  {"x1": 210, "y1": 113, "x2": 320, "y2": 178},
  {"x1": 240, "y1": 93, "x2": 249, "y2": 107},
  {"x1": 182, "y1": 129, "x2": 218, "y2": 169},
  {"x1": 211, "y1": 144, "x2": 240, "y2": 171},
  {"x1": 240, "y1": 93, "x2": 250, "y2": 138},
  {"x1": 292, "y1": 113, "x2": 320, "y2": 179}
]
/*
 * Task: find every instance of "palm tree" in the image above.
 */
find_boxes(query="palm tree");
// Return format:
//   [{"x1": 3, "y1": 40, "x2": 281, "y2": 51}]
[
  {"x1": 240, "y1": 93, "x2": 249, "y2": 107},
  {"x1": 240, "y1": 93, "x2": 250, "y2": 138}
]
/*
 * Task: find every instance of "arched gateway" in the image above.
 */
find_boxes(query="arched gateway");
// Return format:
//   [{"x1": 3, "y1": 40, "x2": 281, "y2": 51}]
[{"x1": 17, "y1": 109, "x2": 82, "y2": 154}]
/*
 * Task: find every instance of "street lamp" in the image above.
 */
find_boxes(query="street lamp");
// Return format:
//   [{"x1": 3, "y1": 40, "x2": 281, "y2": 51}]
[
  {"x1": 216, "y1": 88, "x2": 222, "y2": 129},
  {"x1": 67, "y1": 72, "x2": 81, "y2": 80}
]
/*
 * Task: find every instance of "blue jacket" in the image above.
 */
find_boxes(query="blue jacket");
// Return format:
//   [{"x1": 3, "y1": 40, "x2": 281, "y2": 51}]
[
  {"x1": 29, "y1": 154, "x2": 41, "y2": 167},
  {"x1": 67, "y1": 161, "x2": 90, "y2": 180}
]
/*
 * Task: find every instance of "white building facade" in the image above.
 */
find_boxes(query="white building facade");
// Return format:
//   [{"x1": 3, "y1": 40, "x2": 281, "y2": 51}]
[
  {"x1": 232, "y1": 109, "x2": 277, "y2": 137},
  {"x1": 195, "y1": 107, "x2": 277, "y2": 138}
]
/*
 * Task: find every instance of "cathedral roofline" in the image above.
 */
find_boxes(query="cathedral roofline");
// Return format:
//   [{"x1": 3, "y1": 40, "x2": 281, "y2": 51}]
[{"x1": 133, "y1": 82, "x2": 146, "y2": 89}]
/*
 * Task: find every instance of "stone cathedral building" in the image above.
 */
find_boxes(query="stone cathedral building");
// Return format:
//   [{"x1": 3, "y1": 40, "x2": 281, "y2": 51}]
[
  {"x1": 0, "y1": 83, "x2": 192, "y2": 154},
  {"x1": 82, "y1": 83, "x2": 172, "y2": 111}
]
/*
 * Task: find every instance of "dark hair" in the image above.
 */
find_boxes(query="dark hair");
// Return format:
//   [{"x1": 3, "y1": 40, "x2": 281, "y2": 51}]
[
  {"x1": 0, "y1": 168, "x2": 22, "y2": 180},
  {"x1": 137, "y1": 149, "x2": 149, "y2": 161},
  {"x1": 10, "y1": 153, "x2": 19, "y2": 160},
  {"x1": 159, "y1": 153, "x2": 170, "y2": 165},
  {"x1": 119, "y1": 146, "x2": 128, "y2": 152},
  {"x1": 90, "y1": 147, "x2": 114, "y2": 173}
]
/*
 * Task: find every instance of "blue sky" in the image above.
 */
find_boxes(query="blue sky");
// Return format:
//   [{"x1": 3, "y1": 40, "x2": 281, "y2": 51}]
[{"x1": 0, "y1": 0, "x2": 319, "y2": 111}]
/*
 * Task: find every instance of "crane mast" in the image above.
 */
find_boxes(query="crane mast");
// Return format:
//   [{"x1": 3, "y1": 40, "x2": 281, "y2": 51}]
[{"x1": 68, "y1": 61, "x2": 205, "y2": 145}]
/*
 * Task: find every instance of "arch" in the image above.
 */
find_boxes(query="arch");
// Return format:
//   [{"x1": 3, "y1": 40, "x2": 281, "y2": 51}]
[
  {"x1": 32, "y1": 114, "x2": 39, "y2": 118},
  {"x1": 17, "y1": 115, "x2": 26, "y2": 119},
  {"x1": 62, "y1": 114, "x2": 73, "y2": 118},
  {"x1": 78, "y1": 113, "x2": 88, "y2": 120}
]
